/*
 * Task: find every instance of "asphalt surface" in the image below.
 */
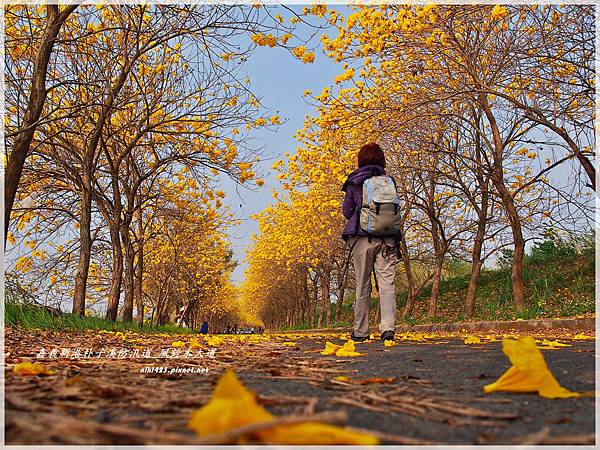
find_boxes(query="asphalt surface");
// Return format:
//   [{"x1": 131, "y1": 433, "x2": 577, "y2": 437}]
[
  {"x1": 5, "y1": 328, "x2": 596, "y2": 445},
  {"x1": 243, "y1": 337, "x2": 596, "y2": 445}
]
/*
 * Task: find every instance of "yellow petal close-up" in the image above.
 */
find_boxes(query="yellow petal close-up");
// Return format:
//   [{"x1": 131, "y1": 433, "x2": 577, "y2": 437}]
[
  {"x1": 188, "y1": 369, "x2": 274, "y2": 437},
  {"x1": 464, "y1": 336, "x2": 482, "y2": 344},
  {"x1": 540, "y1": 339, "x2": 570, "y2": 348},
  {"x1": 484, "y1": 337, "x2": 580, "y2": 399},
  {"x1": 189, "y1": 338, "x2": 204, "y2": 349},
  {"x1": 188, "y1": 369, "x2": 378, "y2": 444},
  {"x1": 383, "y1": 339, "x2": 396, "y2": 347},
  {"x1": 320, "y1": 341, "x2": 342, "y2": 355},
  {"x1": 13, "y1": 361, "x2": 56, "y2": 376},
  {"x1": 260, "y1": 421, "x2": 379, "y2": 445},
  {"x1": 572, "y1": 333, "x2": 594, "y2": 340},
  {"x1": 335, "y1": 340, "x2": 362, "y2": 357},
  {"x1": 332, "y1": 375, "x2": 350, "y2": 382}
]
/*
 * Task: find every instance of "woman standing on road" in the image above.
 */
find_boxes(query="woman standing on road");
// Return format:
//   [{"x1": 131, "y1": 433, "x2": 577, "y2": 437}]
[{"x1": 341, "y1": 143, "x2": 399, "y2": 342}]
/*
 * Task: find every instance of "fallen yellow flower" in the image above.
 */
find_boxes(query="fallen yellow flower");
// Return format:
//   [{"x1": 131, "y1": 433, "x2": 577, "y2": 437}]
[
  {"x1": 464, "y1": 336, "x2": 482, "y2": 344},
  {"x1": 188, "y1": 369, "x2": 378, "y2": 444},
  {"x1": 405, "y1": 333, "x2": 427, "y2": 342},
  {"x1": 336, "y1": 340, "x2": 362, "y2": 357},
  {"x1": 172, "y1": 341, "x2": 186, "y2": 347},
  {"x1": 13, "y1": 361, "x2": 56, "y2": 376},
  {"x1": 540, "y1": 339, "x2": 570, "y2": 349},
  {"x1": 484, "y1": 337, "x2": 580, "y2": 399},
  {"x1": 383, "y1": 340, "x2": 396, "y2": 347},
  {"x1": 332, "y1": 375, "x2": 350, "y2": 382},
  {"x1": 572, "y1": 333, "x2": 594, "y2": 340},
  {"x1": 189, "y1": 338, "x2": 205, "y2": 349},
  {"x1": 206, "y1": 336, "x2": 225, "y2": 346},
  {"x1": 280, "y1": 341, "x2": 297, "y2": 346},
  {"x1": 320, "y1": 341, "x2": 342, "y2": 355}
]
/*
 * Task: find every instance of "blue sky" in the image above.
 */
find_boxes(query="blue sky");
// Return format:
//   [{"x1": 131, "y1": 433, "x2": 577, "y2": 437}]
[{"x1": 219, "y1": 6, "x2": 350, "y2": 285}]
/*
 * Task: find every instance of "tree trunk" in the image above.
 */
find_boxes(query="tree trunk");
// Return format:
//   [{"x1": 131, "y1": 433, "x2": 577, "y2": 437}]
[
  {"x1": 4, "y1": 5, "x2": 77, "y2": 242},
  {"x1": 465, "y1": 250, "x2": 483, "y2": 319},
  {"x1": 334, "y1": 282, "x2": 346, "y2": 322},
  {"x1": 481, "y1": 95, "x2": 527, "y2": 311},
  {"x1": 465, "y1": 111, "x2": 489, "y2": 319},
  {"x1": 121, "y1": 225, "x2": 135, "y2": 321},
  {"x1": 334, "y1": 260, "x2": 349, "y2": 322},
  {"x1": 106, "y1": 225, "x2": 123, "y2": 321},
  {"x1": 400, "y1": 236, "x2": 416, "y2": 317},
  {"x1": 428, "y1": 253, "x2": 444, "y2": 318},
  {"x1": 323, "y1": 272, "x2": 331, "y2": 326},
  {"x1": 313, "y1": 278, "x2": 319, "y2": 328},
  {"x1": 73, "y1": 182, "x2": 92, "y2": 316},
  {"x1": 494, "y1": 181, "x2": 527, "y2": 311},
  {"x1": 304, "y1": 273, "x2": 312, "y2": 327},
  {"x1": 465, "y1": 196, "x2": 488, "y2": 318},
  {"x1": 135, "y1": 209, "x2": 144, "y2": 326},
  {"x1": 135, "y1": 247, "x2": 144, "y2": 326}
]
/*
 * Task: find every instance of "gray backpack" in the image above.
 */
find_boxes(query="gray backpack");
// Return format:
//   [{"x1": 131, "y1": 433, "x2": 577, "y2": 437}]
[{"x1": 359, "y1": 175, "x2": 402, "y2": 237}]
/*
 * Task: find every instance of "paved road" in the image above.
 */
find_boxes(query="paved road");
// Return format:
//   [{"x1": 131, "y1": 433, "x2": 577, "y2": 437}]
[
  {"x1": 244, "y1": 336, "x2": 596, "y2": 444},
  {"x1": 4, "y1": 328, "x2": 596, "y2": 445}
]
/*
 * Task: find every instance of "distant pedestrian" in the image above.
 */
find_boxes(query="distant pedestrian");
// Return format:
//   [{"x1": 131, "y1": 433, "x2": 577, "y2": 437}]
[{"x1": 199, "y1": 321, "x2": 209, "y2": 334}]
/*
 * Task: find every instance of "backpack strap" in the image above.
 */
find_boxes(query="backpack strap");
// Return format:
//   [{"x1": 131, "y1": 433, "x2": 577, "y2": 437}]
[{"x1": 372, "y1": 269, "x2": 379, "y2": 292}]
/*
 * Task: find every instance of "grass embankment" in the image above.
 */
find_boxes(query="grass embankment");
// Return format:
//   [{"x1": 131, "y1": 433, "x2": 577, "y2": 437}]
[
  {"x1": 286, "y1": 237, "x2": 595, "y2": 330},
  {"x1": 402, "y1": 244, "x2": 594, "y2": 324},
  {"x1": 4, "y1": 302, "x2": 194, "y2": 334}
]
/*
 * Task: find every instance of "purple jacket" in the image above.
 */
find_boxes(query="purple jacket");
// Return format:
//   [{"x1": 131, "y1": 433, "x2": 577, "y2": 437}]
[{"x1": 341, "y1": 164, "x2": 385, "y2": 241}]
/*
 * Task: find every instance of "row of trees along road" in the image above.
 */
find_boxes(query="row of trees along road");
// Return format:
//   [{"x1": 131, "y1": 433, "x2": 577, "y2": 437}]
[
  {"x1": 240, "y1": 4, "x2": 595, "y2": 329},
  {"x1": 4, "y1": 4, "x2": 330, "y2": 326}
]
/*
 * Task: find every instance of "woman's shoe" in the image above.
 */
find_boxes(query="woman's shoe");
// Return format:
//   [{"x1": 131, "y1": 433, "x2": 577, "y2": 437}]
[
  {"x1": 380, "y1": 330, "x2": 395, "y2": 341},
  {"x1": 350, "y1": 331, "x2": 368, "y2": 342}
]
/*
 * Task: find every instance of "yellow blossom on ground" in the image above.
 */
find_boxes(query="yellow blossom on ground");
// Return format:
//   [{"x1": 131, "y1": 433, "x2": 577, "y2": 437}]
[
  {"x1": 464, "y1": 336, "x2": 482, "y2": 344},
  {"x1": 206, "y1": 336, "x2": 225, "y2": 346},
  {"x1": 321, "y1": 341, "x2": 342, "y2": 355},
  {"x1": 332, "y1": 375, "x2": 350, "y2": 382},
  {"x1": 572, "y1": 333, "x2": 594, "y2": 340},
  {"x1": 13, "y1": 361, "x2": 56, "y2": 376},
  {"x1": 539, "y1": 339, "x2": 571, "y2": 349},
  {"x1": 188, "y1": 369, "x2": 378, "y2": 444},
  {"x1": 172, "y1": 341, "x2": 186, "y2": 347},
  {"x1": 336, "y1": 340, "x2": 362, "y2": 357},
  {"x1": 484, "y1": 337, "x2": 580, "y2": 399},
  {"x1": 190, "y1": 338, "x2": 205, "y2": 349}
]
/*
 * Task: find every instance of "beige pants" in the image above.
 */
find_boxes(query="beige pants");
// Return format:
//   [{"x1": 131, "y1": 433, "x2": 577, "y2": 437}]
[{"x1": 350, "y1": 235, "x2": 398, "y2": 337}]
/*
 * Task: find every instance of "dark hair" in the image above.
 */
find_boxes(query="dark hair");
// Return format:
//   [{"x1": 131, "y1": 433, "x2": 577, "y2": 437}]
[{"x1": 357, "y1": 143, "x2": 385, "y2": 168}]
